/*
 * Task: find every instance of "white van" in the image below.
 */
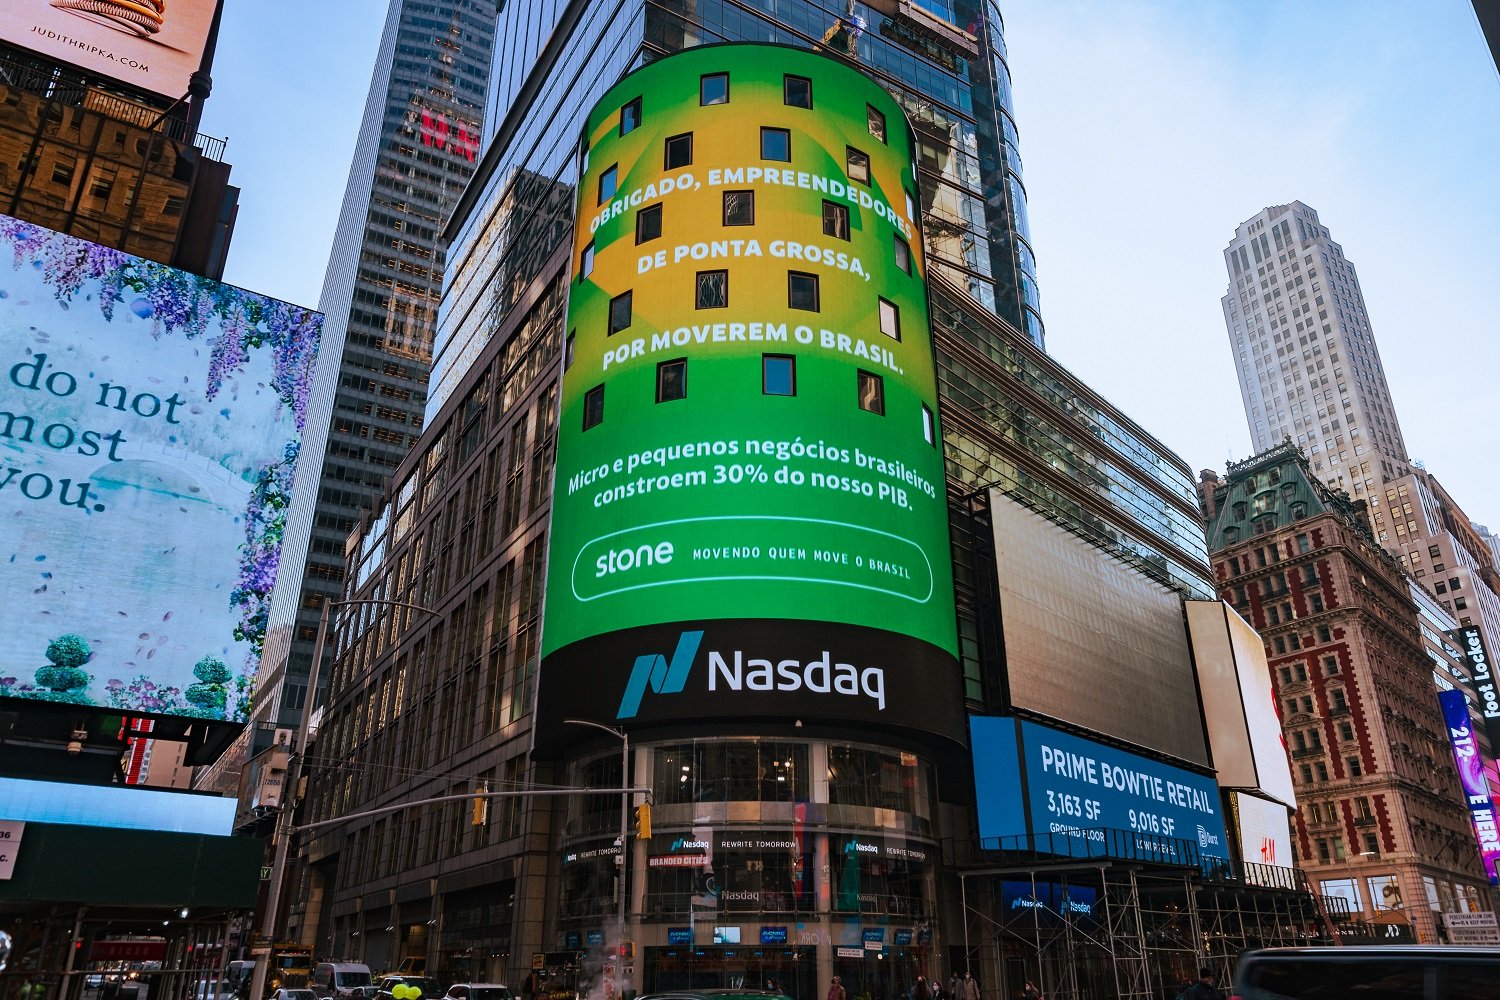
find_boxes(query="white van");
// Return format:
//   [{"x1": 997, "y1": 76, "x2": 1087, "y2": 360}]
[{"x1": 310, "y1": 964, "x2": 373, "y2": 1000}]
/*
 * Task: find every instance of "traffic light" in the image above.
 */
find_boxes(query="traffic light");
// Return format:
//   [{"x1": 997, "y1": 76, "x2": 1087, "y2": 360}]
[
  {"x1": 634, "y1": 802, "x2": 652, "y2": 840},
  {"x1": 472, "y1": 785, "x2": 489, "y2": 826}
]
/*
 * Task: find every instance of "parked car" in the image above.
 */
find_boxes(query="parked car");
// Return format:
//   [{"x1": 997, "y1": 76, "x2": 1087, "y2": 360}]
[
  {"x1": 271, "y1": 989, "x2": 318, "y2": 1000},
  {"x1": 1233, "y1": 945, "x2": 1500, "y2": 998},
  {"x1": 310, "y1": 964, "x2": 374, "y2": 1000},
  {"x1": 187, "y1": 980, "x2": 233, "y2": 1000},
  {"x1": 441, "y1": 984, "x2": 511, "y2": 1000},
  {"x1": 375, "y1": 979, "x2": 443, "y2": 1000}
]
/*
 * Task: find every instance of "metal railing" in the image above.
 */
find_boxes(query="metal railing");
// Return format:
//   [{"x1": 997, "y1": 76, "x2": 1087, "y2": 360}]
[
  {"x1": 978, "y1": 826, "x2": 1312, "y2": 893},
  {"x1": 0, "y1": 49, "x2": 226, "y2": 160}
]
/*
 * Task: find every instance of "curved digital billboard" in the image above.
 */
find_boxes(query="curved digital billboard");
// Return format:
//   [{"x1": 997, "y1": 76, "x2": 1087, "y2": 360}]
[{"x1": 538, "y1": 44, "x2": 962, "y2": 745}]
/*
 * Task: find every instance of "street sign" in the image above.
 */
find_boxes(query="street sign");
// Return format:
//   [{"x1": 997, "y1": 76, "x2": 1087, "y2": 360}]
[
  {"x1": 836, "y1": 947, "x2": 864, "y2": 959},
  {"x1": 1444, "y1": 911, "x2": 1500, "y2": 945},
  {"x1": 532, "y1": 954, "x2": 545, "y2": 971},
  {"x1": 0, "y1": 820, "x2": 25, "y2": 880},
  {"x1": 260, "y1": 866, "x2": 272, "y2": 881}
]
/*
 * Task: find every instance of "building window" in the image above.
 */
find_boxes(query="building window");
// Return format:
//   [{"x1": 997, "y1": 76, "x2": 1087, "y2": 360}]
[
  {"x1": 1308, "y1": 593, "x2": 1324, "y2": 612},
  {"x1": 1348, "y1": 757, "x2": 1362, "y2": 777},
  {"x1": 620, "y1": 97, "x2": 642, "y2": 135},
  {"x1": 867, "y1": 104, "x2": 886, "y2": 142},
  {"x1": 636, "y1": 204, "x2": 663, "y2": 244},
  {"x1": 664, "y1": 132, "x2": 693, "y2": 169},
  {"x1": 763, "y1": 355, "x2": 795, "y2": 396},
  {"x1": 609, "y1": 291, "x2": 632, "y2": 335},
  {"x1": 761, "y1": 127, "x2": 790, "y2": 161},
  {"x1": 701, "y1": 72, "x2": 729, "y2": 105},
  {"x1": 894, "y1": 236, "x2": 912, "y2": 274},
  {"x1": 598, "y1": 164, "x2": 617, "y2": 205},
  {"x1": 583, "y1": 385, "x2": 604, "y2": 430},
  {"x1": 656, "y1": 359, "x2": 687, "y2": 402},
  {"x1": 847, "y1": 146, "x2": 871, "y2": 183},
  {"x1": 784, "y1": 74, "x2": 812, "y2": 108},
  {"x1": 1323, "y1": 656, "x2": 1339, "y2": 676},
  {"x1": 723, "y1": 189, "x2": 754, "y2": 226},
  {"x1": 878, "y1": 298, "x2": 901, "y2": 340},
  {"x1": 922, "y1": 404, "x2": 936, "y2": 446},
  {"x1": 579, "y1": 241, "x2": 594, "y2": 279},
  {"x1": 1317, "y1": 625, "x2": 1332, "y2": 643},
  {"x1": 822, "y1": 200, "x2": 850, "y2": 240},
  {"x1": 695, "y1": 269, "x2": 728, "y2": 309},
  {"x1": 857, "y1": 370, "x2": 885, "y2": 415},
  {"x1": 565, "y1": 330, "x2": 576, "y2": 372},
  {"x1": 788, "y1": 271, "x2": 819, "y2": 311},
  {"x1": 1339, "y1": 721, "x2": 1354, "y2": 742}
]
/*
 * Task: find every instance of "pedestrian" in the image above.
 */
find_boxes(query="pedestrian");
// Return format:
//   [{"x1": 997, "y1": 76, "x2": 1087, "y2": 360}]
[
  {"x1": 521, "y1": 973, "x2": 537, "y2": 1000},
  {"x1": 827, "y1": 977, "x2": 846, "y2": 1000},
  {"x1": 930, "y1": 977, "x2": 945, "y2": 1000},
  {"x1": 1020, "y1": 982, "x2": 1041, "y2": 1000},
  {"x1": 959, "y1": 972, "x2": 980, "y2": 1000},
  {"x1": 946, "y1": 973, "x2": 959, "y2": 1000},
  {"x1": 910, "y1": 977, "x2": 929, "y2": 1000},
  {"x1": 1178, "y1": 968, "x2": 1222, "y2": 1000}
]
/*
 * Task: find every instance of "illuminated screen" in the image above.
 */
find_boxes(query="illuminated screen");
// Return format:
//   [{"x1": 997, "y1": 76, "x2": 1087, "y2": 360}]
[
  {"x1": 1232, "y1": 792, "x2": 1296, "y2": 888},
  {"x1": 0, "y1": 775, "x2": 235, "y2": 834},
  {"x1": 971, "y1": 715, "x2": 1230, "y2": 868},
  {"x1": 1438, "y1": 688, "x2": 1500, "y2": 884},
  {"x1": 537, "y1": 44, "x2": 961, "y2": 744},
  {"x1": 0, "y1": 0, "x2": 218, "y2": 102},
  {"x1": 0, "y1": 214, "x2": 322, "y2": 720}
]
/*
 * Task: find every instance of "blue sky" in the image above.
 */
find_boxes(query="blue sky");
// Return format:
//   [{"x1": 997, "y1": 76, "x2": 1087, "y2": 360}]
[{"x1": 201, "y1": 1, "x2": 1500, "y2": 523}]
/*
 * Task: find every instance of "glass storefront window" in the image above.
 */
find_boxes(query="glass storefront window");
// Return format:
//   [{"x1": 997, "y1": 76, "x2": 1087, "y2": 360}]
[
  {"x1": 654, "y1": 740, "x2": 809, "y2": 805},
  {"x1": 830, "y1": 841, "x2": 929, "y2": 918},
  {"x1": 827, "y1": 745, "x2": 932, "y2": 819}
]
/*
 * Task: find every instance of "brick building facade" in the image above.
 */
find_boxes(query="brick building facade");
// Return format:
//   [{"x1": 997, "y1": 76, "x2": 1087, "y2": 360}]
[{"x1": 1201, "y1": 442, "x2": 1492, "y2": 942}]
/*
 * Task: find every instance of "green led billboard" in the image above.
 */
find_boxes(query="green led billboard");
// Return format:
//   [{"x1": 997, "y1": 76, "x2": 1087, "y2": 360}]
[{"x1": 539, "y1": 44, "x2": 962, "y2": 742}]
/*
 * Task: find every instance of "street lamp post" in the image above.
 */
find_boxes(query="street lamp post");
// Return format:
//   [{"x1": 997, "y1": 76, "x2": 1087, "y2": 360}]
[
  {"x1": 562, "y1": 719, "x2": 630, "y2": 1000},
  {"x1": 248, "y1": 597, "x2": 439, "y2": 1000}
]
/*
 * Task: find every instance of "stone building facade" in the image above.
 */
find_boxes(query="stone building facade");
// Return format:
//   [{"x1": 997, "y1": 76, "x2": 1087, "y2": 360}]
[{"x1": 1202, "y1": 442, "x2": 1492, "y2": 941}]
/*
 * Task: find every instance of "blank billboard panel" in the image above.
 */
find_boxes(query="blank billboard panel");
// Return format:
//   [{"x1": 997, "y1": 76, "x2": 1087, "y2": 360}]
[
  {"x1": 990, "y1": 491, "x2": 1207, "y2": 767},
  {"x1": 1186, "y1": 600, "x2": 1295, "y2": 805}
]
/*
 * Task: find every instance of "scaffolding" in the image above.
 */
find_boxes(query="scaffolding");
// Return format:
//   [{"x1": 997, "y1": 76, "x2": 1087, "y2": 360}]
[{"x1": 958, "y1": 834, "x2": 1341, "y2": 1000}]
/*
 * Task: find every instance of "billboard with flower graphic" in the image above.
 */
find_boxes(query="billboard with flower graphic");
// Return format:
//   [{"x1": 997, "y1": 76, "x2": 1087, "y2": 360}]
[{"x1": 0, "y1": 214, "x2": 321, "y2": 721}]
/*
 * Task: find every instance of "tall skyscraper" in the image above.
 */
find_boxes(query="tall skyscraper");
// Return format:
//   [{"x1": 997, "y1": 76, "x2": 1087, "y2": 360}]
[
  {"x1": 1221, "y1": 201, "x2": 1411, "y2": 501},
  {"x1": 432, "y1": 0, "x2": 1041, "y2": 416},
  {"x1": 200, "y1": 0, "x2": 495, "y2": 790},
  {"x1": 284, "y1": 5, "x2": 1329, "y2": 991}
]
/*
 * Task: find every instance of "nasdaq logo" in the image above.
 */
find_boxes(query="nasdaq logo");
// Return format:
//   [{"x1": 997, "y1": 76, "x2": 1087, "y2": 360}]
[
  {"x1": 616, "y1": 630, "x2": 886, "y2": 718},
  {"x1": 617, "y1": 631, "x2": 703, "y2": 719}
]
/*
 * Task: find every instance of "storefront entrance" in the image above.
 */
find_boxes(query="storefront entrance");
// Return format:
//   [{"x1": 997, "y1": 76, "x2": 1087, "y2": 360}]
[{"x1": 644, "y1": 946, "x2": 815, "y2": 998}]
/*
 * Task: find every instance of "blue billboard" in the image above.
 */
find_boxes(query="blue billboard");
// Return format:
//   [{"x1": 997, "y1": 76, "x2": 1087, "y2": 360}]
[
  {"x1": 1000, "y1": 881, "x2": 1097, "y2": 921},
  {"x1": 971, "y1": 716, "x2": 1229, "y2": 865}
]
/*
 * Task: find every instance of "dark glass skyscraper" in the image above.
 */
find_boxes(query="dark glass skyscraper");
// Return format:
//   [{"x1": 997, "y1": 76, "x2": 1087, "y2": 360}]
[
  {"x1": 198, "y1": 0, "x2": 495, "y2": 792},
  {"x1": 433, "y1": 0, "x2": 1040, "y2": 416},
  {"x1": 286, "y1": 0, "x2": 1330, "y2": 991}
]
